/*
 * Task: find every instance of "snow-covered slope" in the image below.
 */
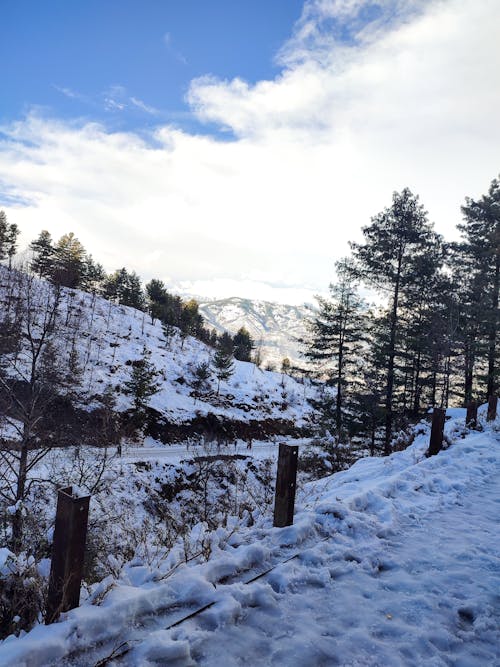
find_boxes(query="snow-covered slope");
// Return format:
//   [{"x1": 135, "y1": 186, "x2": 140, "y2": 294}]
[
  {"x1": 197, "y1": 297, "x2": 312, "y2": 369},
  {"x1": 0, "y1": 268, "x2": 315, "y2": 441},
  {"x1": 3, "y1": 409, "x2": 498, "y2": 666}
]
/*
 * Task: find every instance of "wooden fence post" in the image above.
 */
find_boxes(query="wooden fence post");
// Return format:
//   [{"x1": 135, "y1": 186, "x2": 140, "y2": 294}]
[
  {"x1": 466, "y1": 401, "x2": 478, "y2": 429},
  {"x1": 487, "y1": 395, "x2": 497, "y2": 422},
  {"x1": 273, "y1": 443, "x2": 298, "y2": 528},
  {"x1": 46, "y1": 486, "x2": 90, "y2": 624},
  {"x1": 426, "y1": 407, "x2": 446, "y2": 457}
]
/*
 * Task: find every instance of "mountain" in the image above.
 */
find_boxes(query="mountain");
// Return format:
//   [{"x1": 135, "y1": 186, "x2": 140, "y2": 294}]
[{"x1": 197, "y1": 296, "x2": 314, "y2": 370}]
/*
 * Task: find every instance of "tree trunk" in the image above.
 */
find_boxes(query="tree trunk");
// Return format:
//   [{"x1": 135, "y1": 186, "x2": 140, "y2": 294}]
[
  {"x1": 412, "y1": 346, "x2": 422, "y2": 416},
  {"x1": 487, "y1": 255, "x2": 499, "y2": 397},
  {"x1": 464, "y1": 339, "x2": 474, "y2": 405},
  {"x1": 11, "y1": 436, "x2": 29, "y2": 553},
  {"x1": 384, "y1": 250, "x2": 403, "y2": 456},
  {"x1": 336, "y1": 341, "x2": 344, "y2": 436}
]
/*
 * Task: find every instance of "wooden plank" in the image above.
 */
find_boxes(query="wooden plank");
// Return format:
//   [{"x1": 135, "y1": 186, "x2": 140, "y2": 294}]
[
  {"x1": 46, "y1": 486, "x2": 90, "y2": 623},
  {"x1": 426, "y1": 408, "x2": 446, "y2": 457},
  {"x1": 273, "y1": 443, "x2": 298, "y2": 527}
]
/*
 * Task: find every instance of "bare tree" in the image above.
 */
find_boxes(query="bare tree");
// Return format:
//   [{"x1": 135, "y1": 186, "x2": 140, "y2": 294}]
[{"x1": 0, "y1": 269, "x2": 79, "y2": 551}]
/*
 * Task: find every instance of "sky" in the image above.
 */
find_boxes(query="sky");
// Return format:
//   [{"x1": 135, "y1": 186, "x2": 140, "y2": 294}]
[{"x1": 1, "y1": 0, "x2": 499, "y2": 305}]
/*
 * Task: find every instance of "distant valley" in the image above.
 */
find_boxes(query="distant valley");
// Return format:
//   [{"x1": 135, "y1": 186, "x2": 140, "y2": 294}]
[{"x1": 197, "y1": 296, "x2": 314, "y2": 369}]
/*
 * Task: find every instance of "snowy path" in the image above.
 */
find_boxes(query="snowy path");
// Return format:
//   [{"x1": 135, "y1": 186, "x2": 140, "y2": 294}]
[
  {"x1": 120, "y1": 429, "x2": 500, "y2": 667},
  {"x1": 180, "y1": 446, "x2": 499, "y2": 666},
  {"x1": 123, "y1": 438, "x2": 310, "y2": 463}
]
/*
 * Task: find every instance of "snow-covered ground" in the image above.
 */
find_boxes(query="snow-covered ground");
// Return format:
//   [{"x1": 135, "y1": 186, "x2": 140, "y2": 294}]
[
  {"x1": 2, "y1": 410, "x2": 498, "y2": 666},
  {"x1": 0, "y1": 267, "x2": 315, "y2": 437},
  {"x1": 124, "y1": 437, "x2": 311, "y2": 463}
]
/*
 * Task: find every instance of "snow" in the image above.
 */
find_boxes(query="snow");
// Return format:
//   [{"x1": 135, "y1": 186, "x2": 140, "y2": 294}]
[
  {"x1": 1, "y1": 412, "x2": 499, "y2": 666},
  {"x1": 0, "y1": 268, "x2": 315, "y2": 441}
]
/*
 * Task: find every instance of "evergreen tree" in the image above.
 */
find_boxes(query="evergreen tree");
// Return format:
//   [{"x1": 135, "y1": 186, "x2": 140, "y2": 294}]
[
  {"x1": 123, "y1": 270, "x2": 145, "y2": 310},
  {"x1": 0, "y1": 211, "x2": 20, "y2": 267},
  {"x1": 146, "y1": 278, "x2": 168, "y2": 323},
  {"x1": 52, "y1": 232, "x2": 86, "y2": 287},
  {"x1": 104, "y1": 268, "x2": 145, "y2": 310},
  {"x1": 192, "y1": 361, "x2": 211, "y2": 399},
  {"x1": 396, "y1": 244, "x2": 447, "y2": 414},
  {"x1": 81, "y1": 254, "x2": 105, "y2": 293},
  {"x1": 305, "y1": 258, "x2": 366, "y2": 439},
  {"x1": 233, "y1": 327, "x2": 254, "y2": 362},
  {"x1": 458, "y1": 176, "x2": 500, "y2": 397},
  {"x1": 447, "y1": 241, "x2": 487, "y2": 404},
  {"x1": 30, "y1": 230, "x2": 55, "y2": 278},
  {"x1": 123, "y1": 346, "x2": 160, "y2": 421},
  {"x1": 351, "y1": 188, "x2": 442, "y2": 455},
  {"x1": 212, "y1": 334, "x2": 234, "y2": 395}
]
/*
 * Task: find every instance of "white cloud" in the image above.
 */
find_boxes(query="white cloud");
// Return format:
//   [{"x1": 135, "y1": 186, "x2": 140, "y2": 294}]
[
  {"x1": 1, "y1": 0, "x2": 499, "y2": 304},
  {"x1": 130, "y1": 97, "x2": 159, "y2": 115},
  {"x1": 163, "y1": 31, "x2": 188, "y2": 65},
  {"x1": 52, "y1": 85, "x2": 89, "y2": 103}
]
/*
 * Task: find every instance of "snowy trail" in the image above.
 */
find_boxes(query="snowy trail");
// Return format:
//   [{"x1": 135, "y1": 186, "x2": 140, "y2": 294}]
[
  {"x1": 123, "y1": 441, "x2": 280, "y2": 462},
  {"x1": 120, "y1": 428, "x2": 500, "y2": 667},
  {"x1": 123, "y1": 439, "x2": 309, "y2": 463},
  {"x1": 178, "y1": 445, "x2": 499, "y2": 666}
]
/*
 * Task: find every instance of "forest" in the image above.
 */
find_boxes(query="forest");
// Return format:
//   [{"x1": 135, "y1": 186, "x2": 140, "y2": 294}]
[{"x1": 304, "y1": 177, "x2": 500, "y2": 456}]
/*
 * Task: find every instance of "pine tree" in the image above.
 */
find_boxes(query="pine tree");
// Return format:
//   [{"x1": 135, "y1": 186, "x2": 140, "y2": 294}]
[
  {"x1": 351, "y1": 188, "x2": 442, "y2": 455},
  {"x1": 458, "y1": 176, "x2": 500, "y2": 397},
  {"x1": 305, "y1": 258, "x2": 366, "y2": 440},
  {"x1": 81, "y1": 254, "x2": 105, "y2": 293},
  {"x1": 448, "y1": 241, "x2": 487, "y2": 404},
  {"x1": 30, "y1": 230, "x2": 55, "y2": 278},
  {"x1": 176, "y1": 299, "x2": 201, "y2": 349},
  {"x1": 192, "y1": 361, "x2": 211, "y2": 399},
  {"x1": 233, "y1": 327, "x2": 254, "y2": 362},
  {"x1": 122, "y1": 270, "x2": 145, "y2": 310},
  {"x1": 123, "y1": 346, "x2": 160, "y2": 422},
  {"x1": 104, "y1": 268, "x2": 145, "y2": 310},
  {"x1": 212, "y1": 333, "x2": 234, "y2": 395},
  {"x1": 52, "y1": 232, "x2": 86, "y2": 288},
  {"x1": 146, "y1": 278, "x2": 168, "y2": 323},
  {"x1": 0, "y1": 211, "x2": 20, "y2": 268}
]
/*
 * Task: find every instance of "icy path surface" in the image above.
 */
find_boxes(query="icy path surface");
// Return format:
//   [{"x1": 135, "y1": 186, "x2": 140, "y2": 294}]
[
  {"x1": 126, "y1": 428, "x2": 500, "y2": 667},
  {"x1": 183, "y1": 449, "x2": 499, "y2": 666}
]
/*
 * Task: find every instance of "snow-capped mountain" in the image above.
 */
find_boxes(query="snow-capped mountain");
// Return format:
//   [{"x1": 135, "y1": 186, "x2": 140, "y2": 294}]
[{"x1": 197, "y1": 297, "x2": 314, "y2": 369}]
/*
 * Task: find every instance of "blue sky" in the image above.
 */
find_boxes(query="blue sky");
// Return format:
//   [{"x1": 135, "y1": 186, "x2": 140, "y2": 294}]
[
  {"x1": 1, "y1": 1, "x2": 499, "y2": 304},
  {"x1": 2, "y1": 0, "x2": 303, "y2": 134}
]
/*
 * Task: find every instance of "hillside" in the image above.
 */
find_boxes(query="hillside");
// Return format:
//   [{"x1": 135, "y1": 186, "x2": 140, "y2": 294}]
[
  {"x1": 0, "y1": 268, "x2": 316, "y2": 447},
  {"x1": 2, "y1": 408, "x2": 498, "y2": 666},
  {"x1": 197, "y1": 297, "x2": 313, "y2": 369}
]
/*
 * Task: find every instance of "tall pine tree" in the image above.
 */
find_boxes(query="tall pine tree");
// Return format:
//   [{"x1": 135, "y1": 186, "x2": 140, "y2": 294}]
[
  {"x1": 458, "y1": 176, "x2": 500, "y2": 397},
  {"x1": 351, "y1": 188, "x2": 441, "y2": 454}
]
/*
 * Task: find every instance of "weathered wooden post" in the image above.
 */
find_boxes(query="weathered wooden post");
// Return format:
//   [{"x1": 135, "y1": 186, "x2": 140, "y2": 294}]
[
  {"x1": 487, "y1": 395, "x2": 497, "y2": 422},
  {"x1": 273, "y1": 443, "x2": 298, "y2": 527},
  {"x1": 46, "y1": 486, "x2": 90, "y2": 624},
  {"x1": 426, "y1": 407, "x2": 446, "y2": 457},
  {"x1": 465, "y1": 401, "x2": 478, "y2": 429}
]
